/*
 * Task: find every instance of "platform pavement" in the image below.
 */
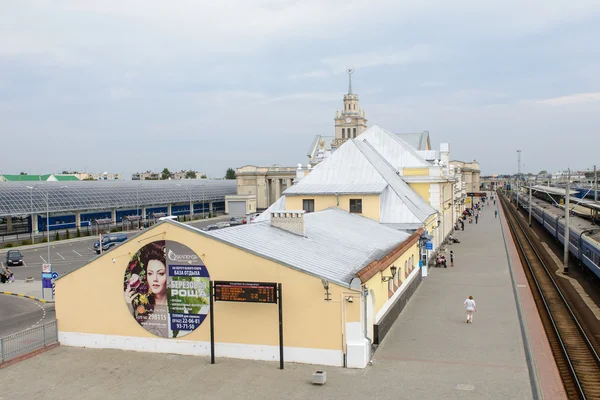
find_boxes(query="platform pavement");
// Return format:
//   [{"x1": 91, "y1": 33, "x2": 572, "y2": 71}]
[
  {"x1": 0, "y1": 198, "x2": 563, "y2": 399},
  {"x1": 0, "y1": 280, "x2": 53, "y2": 303}
]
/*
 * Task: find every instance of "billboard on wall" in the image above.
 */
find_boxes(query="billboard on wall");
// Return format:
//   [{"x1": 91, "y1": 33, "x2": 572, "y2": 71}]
[{"x1": 123, "y1": 240, "x2": 210, "y2": 338}]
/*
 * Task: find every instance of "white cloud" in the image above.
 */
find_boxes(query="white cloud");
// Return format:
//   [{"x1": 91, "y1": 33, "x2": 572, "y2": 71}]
[{"x1": 526, "y1": 92, "x2": 600, "y2": 106}]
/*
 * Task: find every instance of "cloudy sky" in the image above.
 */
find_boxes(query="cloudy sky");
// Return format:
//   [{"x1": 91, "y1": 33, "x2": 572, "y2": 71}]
[{"x1": 1, "y1": 0, "x2": 599, "y2": 178}]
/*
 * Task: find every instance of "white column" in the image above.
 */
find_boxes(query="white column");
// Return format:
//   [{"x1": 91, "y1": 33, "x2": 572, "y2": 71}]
[
  {"x1": 209, "y1": 201, "x2": 214, "y2": 216},
  {"x1": 167, "y1": 204, "x2": 172, "y2": 215},
  {"x1": 142, "y1": 207, "x2": 147, "y2": 220},
  {"x1": 111, "y1": 209, "x2": 117, "y2": 222},
  {"x1": 75, "y1": 212, "x2": 81, "y2": 228},
  {"x1": 275, "y1": 178, "x2": 281, "y2": 200},
  {"x1": 6, "y1": 217, "x2": 13, "y2": 233}
]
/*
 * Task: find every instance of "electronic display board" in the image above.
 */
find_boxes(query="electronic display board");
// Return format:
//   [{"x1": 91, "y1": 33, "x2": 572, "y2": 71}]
[{"x1": 214, "y1": 281, "x2": 277, "y2": 304}]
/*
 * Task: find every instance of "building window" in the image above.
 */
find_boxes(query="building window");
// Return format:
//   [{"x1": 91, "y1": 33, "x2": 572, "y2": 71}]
[
  {"x1": 353, "y1": 127, "x2": 357, "y2": 137},
  {"x1": 342, "y1": 128, "x2": 345, "y2": 138},
  {"x1": 349, "y1": 199, "x2": 362, "y2": 213},
  {"x1": 302, "y1": 199, "x2": 315, "y2": 213}
]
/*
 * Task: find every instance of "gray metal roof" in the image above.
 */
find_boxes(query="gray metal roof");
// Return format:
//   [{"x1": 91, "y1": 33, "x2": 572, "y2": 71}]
[
  {"x1": 283, "y1": 183, "x2": 387, "y2": 195},
  {"x1": 396, "y1": 131, "x2": 430, "y2": 150},
  {"x1": 531, "y1": 185, "x2": 580, "y2": 196},
  {"x1": 356, "y1": 126, "x2": 431, "y2": 168},
  {"x1": 0, "y1": 180, "x2": 236, "y2": 216},
  {"x1": 203, "y1": 208, "x2": 410, "y2": 287}
]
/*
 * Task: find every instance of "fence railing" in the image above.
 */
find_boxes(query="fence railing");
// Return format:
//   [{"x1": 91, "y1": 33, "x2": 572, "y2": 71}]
[{"x1": 0, "y1": 320, "x2": 58, "y2": 363}]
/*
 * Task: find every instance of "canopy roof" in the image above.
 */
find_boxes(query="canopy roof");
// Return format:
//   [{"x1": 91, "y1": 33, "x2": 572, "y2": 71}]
[{"x1": 0, "y1": 180, "x2": 236, "y2": 217}]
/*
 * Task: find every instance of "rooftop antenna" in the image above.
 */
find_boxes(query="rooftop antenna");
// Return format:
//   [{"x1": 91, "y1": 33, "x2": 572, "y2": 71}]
[{"x1": 346, "y1": 68, "x2": 354, "y2": 94}]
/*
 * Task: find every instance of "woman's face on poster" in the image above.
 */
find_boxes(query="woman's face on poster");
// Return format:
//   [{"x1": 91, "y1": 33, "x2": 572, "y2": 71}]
[{"x1": 147, "y1": 260, "x2": 167, "y2": 296}]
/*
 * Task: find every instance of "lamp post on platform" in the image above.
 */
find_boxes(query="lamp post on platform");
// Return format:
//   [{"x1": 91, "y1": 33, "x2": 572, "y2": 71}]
[{"x1": 564, "y1": 169, "x2": 570, "y2": 274}]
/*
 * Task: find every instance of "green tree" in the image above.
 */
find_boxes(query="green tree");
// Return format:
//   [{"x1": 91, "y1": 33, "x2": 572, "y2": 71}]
[
  {"x1": 185, "y1": 170, "x2": 197, "y2": 179},
  {"x1": 200, "y1": 174, "x2": 207, "y2": 179},
  {"x1": 225, "y1": 168, "x2": 236, "y2": 180},
  {"x1": 161, "y1": 168, "x2": 172, "y2": 180},
  {"x1": 20, "y1": 172, "x2": 27, "y2": 175},
  {"x1": 538, "y1": 170, "x2": 548, "y2": 176}
]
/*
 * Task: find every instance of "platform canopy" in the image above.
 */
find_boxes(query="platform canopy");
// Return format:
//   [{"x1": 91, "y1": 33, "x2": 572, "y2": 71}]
[
  {"x1": 0, "y1": 180, "x2": 236, "y2": 217},
  {"x1": 530, "y1": 185, "x2": 580, "y2": 196}
]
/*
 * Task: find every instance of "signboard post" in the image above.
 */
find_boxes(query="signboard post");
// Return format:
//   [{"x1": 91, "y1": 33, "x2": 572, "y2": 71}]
[
  {"x1": 41, "y1": 263, "x2": 52, "y2": 299},
  {"x1": 211, "y1": 281, "x2": 283, "y2": 369}
]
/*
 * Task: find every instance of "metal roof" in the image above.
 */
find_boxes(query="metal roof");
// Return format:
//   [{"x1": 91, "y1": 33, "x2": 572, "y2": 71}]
[
  {"x1": 204, "y1": 208, "x2": 411, "y2": 287},
  {"x1": 253, "y1": 195, "x2": 286, "y2": 223},
  {"x1": 396, "y1": 131, "x2": 430, "y2": 151},
  {"x1": 356, "y1": 126, "x2": 431, "y2": 168},
  {"x1": 531, "y1": 185, "x2": 580, "y2": 196},
  {"x1": 283, "y1": 183, "x2": 387, "y2": 195},
  {"x1": 0, "y1": 180, "x2": 236, "y2": 217}
]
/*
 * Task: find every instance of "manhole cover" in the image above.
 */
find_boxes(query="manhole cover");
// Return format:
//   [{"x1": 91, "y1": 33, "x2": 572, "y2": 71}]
[{"x1": 456, "y1": 384, "x2": 475, "y2": 391}]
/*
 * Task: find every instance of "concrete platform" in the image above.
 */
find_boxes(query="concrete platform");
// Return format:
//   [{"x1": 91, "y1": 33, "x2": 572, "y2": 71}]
[{"x1": 0, "y1": 196, "x2": 566, "y2": 399}]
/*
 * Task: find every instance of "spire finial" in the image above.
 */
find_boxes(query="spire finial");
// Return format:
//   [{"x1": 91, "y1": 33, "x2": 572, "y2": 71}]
[{"x1": 346, "y1": 68, "x2": 354, "y2": 94}]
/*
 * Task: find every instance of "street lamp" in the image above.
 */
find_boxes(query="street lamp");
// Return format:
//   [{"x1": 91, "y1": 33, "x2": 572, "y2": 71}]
[
  {"x1": 26, "y1": 186, "x2": 34, "y2": 244},
  {"x1": 28, "y1": 185, "x2": 68, "y2": 266}
]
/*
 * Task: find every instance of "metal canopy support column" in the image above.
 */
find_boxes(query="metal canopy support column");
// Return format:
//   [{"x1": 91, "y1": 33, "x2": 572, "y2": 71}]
[{"x1": 564, "y1": 170, "x2": 570, "y2": 274}]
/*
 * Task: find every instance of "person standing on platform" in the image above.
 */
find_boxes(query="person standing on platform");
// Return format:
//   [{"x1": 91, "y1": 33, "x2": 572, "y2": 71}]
[
  {"x1": 464, "y1": 296, "x2": 477, "y2": 323},
  {"x1": 495, "y1": 210, "x2": 498, "y2": 218},
  {"x1": 450, "y1": 250, "x2": 455, "y2": 267},
  {"x1": 475, "y1": 214, "x2": 479, "y2": 224}
]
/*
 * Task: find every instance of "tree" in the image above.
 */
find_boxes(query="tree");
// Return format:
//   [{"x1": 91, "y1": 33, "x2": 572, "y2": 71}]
[
  {"x1": 19, "y1": 172, "x2": 27, "y2": 175},
  {"x1": 200, "y1": 174, "x2": 207, "y2": 179},
  {"x1": 161, "y1": 168, "x2": 172, "y2": 180},
  {"x1": 225, "y1": 168, "x2": 236, "y2": 180},
  {"x1": 538, "y1": 170, "x2": 548, "y2": 176},
  {"x1": 185, "y1": 170, "x2": 197, "y2": 179}
]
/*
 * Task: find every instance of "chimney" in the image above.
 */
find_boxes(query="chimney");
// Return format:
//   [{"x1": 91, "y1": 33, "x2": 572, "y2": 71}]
[{"x1": 270, "y1": 210, "x2": 306, "y2": 236}]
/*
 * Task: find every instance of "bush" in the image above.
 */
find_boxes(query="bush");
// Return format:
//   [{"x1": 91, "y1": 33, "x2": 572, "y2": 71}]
[
  {"x1": 4, "y1": 243, "x2": 13, "y2": 248},
  {"x1": 55, "y1": 232, "x2": 60, "y2": 241},
  {"x1": 110, "y1": 227, "x2": 121, "y2": 233},
  {"x1": 77, "y1": 228, "x2": 81, "y2": 238},
  {"x1": 66, "y1": 230, "x2": 71, "y2": 240},
  {"x1": 21, "y1": 239, "x2": 32, "y2": 246},
  {"x1": 41, "y1": 237, "x2": 48, "y2": 243}
]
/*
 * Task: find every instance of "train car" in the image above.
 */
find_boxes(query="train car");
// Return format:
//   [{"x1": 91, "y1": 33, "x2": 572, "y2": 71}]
[{"x1": 509, "y1": 191, "x2": 600, "y2": 279}]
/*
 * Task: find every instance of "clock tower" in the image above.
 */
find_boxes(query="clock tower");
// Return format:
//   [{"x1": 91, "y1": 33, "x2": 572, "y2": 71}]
[{"x1": 332, "y1": 69, "x2": 368, "y2": 148}]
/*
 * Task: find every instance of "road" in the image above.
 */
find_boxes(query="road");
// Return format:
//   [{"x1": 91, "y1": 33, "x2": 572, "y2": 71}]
[
  {"x1": 0, "y1": 295, "x2": 55, "y2": 337},
  {"x1": 2, "y1": 216, "x2": 231, "y2": 281}
]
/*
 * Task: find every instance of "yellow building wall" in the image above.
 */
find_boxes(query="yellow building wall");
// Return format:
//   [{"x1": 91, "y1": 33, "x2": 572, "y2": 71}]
[
  {"x1": 56, "y1": 223, "x2": 361, "y2": 352},
  {"x1": 402, "y1": 168, "x2": 430, "y2": 176},
  {"x1": 363, "y1": 242, "x2": 420, "y2": 314},
  {"x1": 285, "y1": 195, "x2": 380, "y2": 222},
  {"x1": 408, "y1": 183, "x2": 430, "y2": 203}
]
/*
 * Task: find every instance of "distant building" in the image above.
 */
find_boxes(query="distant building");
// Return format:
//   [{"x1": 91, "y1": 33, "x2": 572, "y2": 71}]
[
  {"x1": 74, "y1": 172, "x2": 121, "y2": 181},
  {"x1": 132, "y1": 170, "x2": 203, "y2": 180},
  {"x1": 0, "y1": 173, "x2": 80, "y2": 182}
]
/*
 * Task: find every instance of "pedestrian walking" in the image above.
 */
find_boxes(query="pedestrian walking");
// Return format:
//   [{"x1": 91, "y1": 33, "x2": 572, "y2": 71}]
[
  {"x1": 464, "y1": 296, "x2": 477, "y2": 323},
  {"x1": 494, "y1": 210, "x2": 498, "y2": 218},
  {"x1": 475, "y1": 214, "x2": 479, "y2": 224},
  {"x1": 450, "y1": 250, "x2": 455, "y2": 267}
]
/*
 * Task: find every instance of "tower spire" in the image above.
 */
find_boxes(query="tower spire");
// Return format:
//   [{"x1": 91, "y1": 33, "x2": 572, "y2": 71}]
[{"x1": 346, "y1": 68, "x2": 354, "y2": 94}]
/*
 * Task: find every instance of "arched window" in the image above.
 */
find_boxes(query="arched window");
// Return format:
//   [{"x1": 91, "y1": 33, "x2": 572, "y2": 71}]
[
  {"x1": 353, "y1": 128, "x2": 357, "y2": 137},
  {"x1": 342, "y1": 128, "x2": 345, "y2": 138},
  {"x1": 405, "y1": 260, "x2": 408, "y2": 278},
  {"x1": 393, "y1": 265, "x2": 398, "y2": 287}
]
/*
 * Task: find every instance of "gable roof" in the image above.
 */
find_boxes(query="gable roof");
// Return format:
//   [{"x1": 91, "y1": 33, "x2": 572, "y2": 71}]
[
  {"x1": 1, "y1": 174, "x2": 53, "y2": 182},
  {"x1": 356, "y1": 125, "x2": 431, "y2": 169},
  {"x1": 285, "y1": 138, "x2": 436, "y2": 223},
  {"x1": 204, "y1": 208, "x2": 411, "y2": 287}
]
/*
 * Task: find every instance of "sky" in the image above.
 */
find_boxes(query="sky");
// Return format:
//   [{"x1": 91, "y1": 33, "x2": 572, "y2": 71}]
[{"x1": 1, "y1": 0, "x2": 599, "y2": 179}]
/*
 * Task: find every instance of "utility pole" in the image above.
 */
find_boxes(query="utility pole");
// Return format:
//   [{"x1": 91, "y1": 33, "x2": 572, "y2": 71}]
[
  {"x1": 529, "y1": 184, "x2": 532, "y2": 226},
  {"x1": 564, "y1": 169, "x2": 570, "y2": 273},
  {"x1": 517, "y1": 150, "x2": 522, "y2": 209},
  {"x1": 594, "y1": 165, "x2": 598, "y2": 202}
]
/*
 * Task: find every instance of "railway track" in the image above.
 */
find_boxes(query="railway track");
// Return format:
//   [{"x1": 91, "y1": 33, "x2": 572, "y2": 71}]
[{"x1": 500, "y1": 194, "x2": 600, "y2": 399}]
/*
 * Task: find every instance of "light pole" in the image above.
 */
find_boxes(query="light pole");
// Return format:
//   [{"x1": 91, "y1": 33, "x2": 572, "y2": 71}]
[
  {"x1": 26, "y1": 186, "x2": 34, "y2": 244},
  {"x1": 564, "y1": 169, "x2": 570, "y2": 274},
  {"x1": 517, "y1": 150, "x2": 522, "y2": 209}
]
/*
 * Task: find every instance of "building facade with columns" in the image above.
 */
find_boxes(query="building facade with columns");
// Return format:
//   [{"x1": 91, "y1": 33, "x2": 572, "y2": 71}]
[{"x1": 232, "y1": 165, "x2": 299, "y2": 211}]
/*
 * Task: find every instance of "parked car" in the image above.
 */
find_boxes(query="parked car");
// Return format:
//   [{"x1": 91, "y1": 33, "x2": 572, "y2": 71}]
[
  {"x1": 94, "y1": 233, "x2": 127, "y2": 253},
  {"x1": 229, "y1": 217, "x2": 243, "y2": 226},
  {"x1": 97, "y1": 242, "x2": 119, "y2": 254},
  {"x1": 5, "y1": 250, "x2": 23, "y2": 266},
  {"x1": 202, "y1": 221, "x2": 231, "y2": 231}
]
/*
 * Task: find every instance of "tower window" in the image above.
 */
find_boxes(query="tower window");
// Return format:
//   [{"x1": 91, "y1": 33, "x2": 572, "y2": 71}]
[
  {"x1": 353, "y1": 104, "x2": 356, "y2": 110},
  {"x1": 353, "y1": 128, "x2": 357, "y2": 137},
  {"x1": 342, "y1": 128, "x2": 345, "y2": 138}
]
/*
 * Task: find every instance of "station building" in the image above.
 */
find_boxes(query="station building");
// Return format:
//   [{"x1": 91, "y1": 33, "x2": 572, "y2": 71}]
[{"x1": 55, "y1": 209, "x2": 422, "y2": 368}]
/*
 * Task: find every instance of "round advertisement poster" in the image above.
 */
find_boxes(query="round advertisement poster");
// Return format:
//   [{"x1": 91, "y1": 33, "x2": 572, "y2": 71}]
[{"x1": 123, "y1": 240, "x2": 210, "y2": 338}]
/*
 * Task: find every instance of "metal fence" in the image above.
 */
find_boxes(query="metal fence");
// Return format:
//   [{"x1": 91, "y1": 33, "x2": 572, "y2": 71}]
[{"x1": 0, "y1": 320, "x2": 58, "y2": 363}]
